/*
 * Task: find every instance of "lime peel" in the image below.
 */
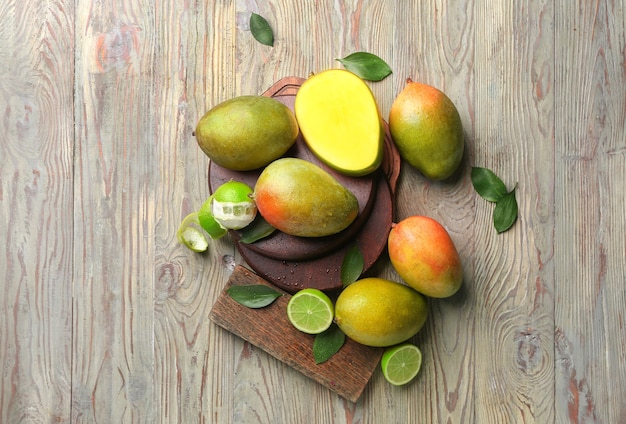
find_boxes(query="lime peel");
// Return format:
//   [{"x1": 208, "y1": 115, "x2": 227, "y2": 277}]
[
  {"x1": 211, "y1": 181, "x2": 257, "y2": 230},
  {"x1": 197, "y1": 195, "x2": 228, "y2": 239},
  {"x1": 177, "y1": 212, "x2": 209, "y2": 252}
]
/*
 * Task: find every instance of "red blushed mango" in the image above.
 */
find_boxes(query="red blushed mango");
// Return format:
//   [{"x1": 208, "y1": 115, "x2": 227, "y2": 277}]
[
  {"x1": 389, "y1": 79, "x2": 464, "y2": 180},
  {"x1": 254, "y1": 158, "x2": 359, "y2": 237},
  {"x1": 388, "y1": 216, "x2": 463, "y2": 298}
]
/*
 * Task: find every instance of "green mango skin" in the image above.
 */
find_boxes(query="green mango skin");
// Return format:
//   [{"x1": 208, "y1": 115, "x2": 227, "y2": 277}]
[
  {"x1": 389, "y1": 82, "x2": 464, "y2": 180},
  {"x1": 195, "y1": 96, "x2": 299, "y2": 171},
  {"x1": 254, "y1": 158, "x2": 359, "y2": 237}
]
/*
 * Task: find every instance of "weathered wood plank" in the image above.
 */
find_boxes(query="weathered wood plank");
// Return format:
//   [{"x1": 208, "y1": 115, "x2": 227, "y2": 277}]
[
  {"x1": 209, "y1": 265, "x2": 383, "y2": 403},
  {"x1": 554, "y1": 0, "x2": 626, "y2": 422},
  {"x1": 473, "y1": 1, "x2": 557, "y2": 422},
  {"x1": 72, "y1": 1, "x2": 160, "y2": 421},
  {"x1": 0, "y1": 0, "x2": 74, "y2": 422}
]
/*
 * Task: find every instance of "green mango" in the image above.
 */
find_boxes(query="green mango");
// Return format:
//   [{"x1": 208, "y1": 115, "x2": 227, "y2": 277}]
[{"x1": 195, "y1": 96, "x2": 298, "y2": 171}]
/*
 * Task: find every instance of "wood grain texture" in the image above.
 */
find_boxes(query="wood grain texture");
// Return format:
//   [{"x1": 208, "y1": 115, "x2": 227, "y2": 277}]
[
  {"x1": 209, "y1": 265, "x2": 383, "y2": 403},
  {"x1": 0, "y1": 0, "x2": 74, "y2": 422},
  {"x1": 554, "y1": 1, "x2": 626, "y2": 422},
  {"x1": 473, "y1": 1, "x2": 557, "y2": 422},
  {"x1": 1, "y1": 0, "x2": 626, "y2": 422}
]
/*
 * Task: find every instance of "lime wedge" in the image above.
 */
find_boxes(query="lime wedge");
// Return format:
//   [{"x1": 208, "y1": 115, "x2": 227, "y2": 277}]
[
  {"x1": 381, "y1": 343, "x2": 422, "y2": 386},
  {"x1": 179, "y1": 227, "x2": 209, "y2": 252},
  {"x1": 286, "y1": 288, "x2": 334, "y2": 334},
  {"x1": 177, "y1": 212, "x2": 209, "y2": 252}
]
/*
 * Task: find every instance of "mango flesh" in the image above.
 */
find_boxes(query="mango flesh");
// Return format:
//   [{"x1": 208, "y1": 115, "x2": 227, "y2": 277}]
[
  {"x1": 294, "y1": 69, "x2": 384, "y2": 176},
  {"x1": 334, "y1": 278, "x2": 429, "y2": 347},
  {"x1": 253, "y1": 158, "x2": 358, "y2": 237},
  {"x1": 389, "y1": 80, "x2": 464, "y2": 180},
  {"x1": 388, "y1": 216, "x2": 463, "y2": 298},
  {"x1": 195, "y1": 95, "x2": 299, "y2": 171}
]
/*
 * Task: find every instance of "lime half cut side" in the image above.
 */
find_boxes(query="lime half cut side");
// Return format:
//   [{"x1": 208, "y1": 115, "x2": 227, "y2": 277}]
[
  {"x1": 381, "y1": 343, "x2": 423, "y2": 386},
  {"x1": 286, "y1": 288, "x2": 334, "y2": 334}
]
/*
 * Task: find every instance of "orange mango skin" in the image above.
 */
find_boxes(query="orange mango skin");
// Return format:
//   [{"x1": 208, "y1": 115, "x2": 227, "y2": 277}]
[
  {"x1": 254, "y1": 158, "x2": 358, "y2": 237},
  {"x1": 389, "y1": 81, "x2": 464, "y2": 180},
  {"x1": 388, "y1": 216, "x2": 463, "y2": 298}
]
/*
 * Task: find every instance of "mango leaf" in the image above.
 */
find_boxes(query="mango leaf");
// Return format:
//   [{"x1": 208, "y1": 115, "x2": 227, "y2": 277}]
[
  {"x1": 313, "y1": 324, "x2": 346, "y2": 364},
  {"x1": 249, "y1": 13, "x2": 274, "y2": 46},
  {"x1": 471, "y1": 167, "x2": 508, "y2": 202},
  {"x1": 336, "y1": 52, "x2": 392, "y2": 81},
  {"x1": 493, "y1": 188, "x2": 518, "y2": 233},
  {"x1": 239, "y1": 215, "x2": 276, "y2": 243},
  {"x1": 227, "y1": 285, "x2": 282, "y2": 308},
  {"x1": 341, "y1": 244, "x2": 364, "y2": 287}
]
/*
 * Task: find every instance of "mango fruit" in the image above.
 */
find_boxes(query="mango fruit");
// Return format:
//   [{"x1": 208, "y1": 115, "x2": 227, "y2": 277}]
[
  {"x1": 294, "y1": 69, "x2": 384, "y2": 176},
  {"x1": 195, "y1": 95, "x2": 298, "y2": 171},
  {"x1": 389, "y1": 79, "x2": 464, "y2": 180},
  {"x1": 388, "y1": 216, "x2": 463, "y2": 298},
  {"x1": 334, "y1": 277, "x2": 429, "y2": 347},
  {"x1": 253, "y1": 158, "x2": 358, "y2": 237}
]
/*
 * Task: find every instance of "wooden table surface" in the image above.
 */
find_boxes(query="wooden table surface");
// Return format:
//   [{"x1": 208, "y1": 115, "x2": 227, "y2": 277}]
[{"x1": 2, "y1": 1, "x2": 625, "y2": 423}]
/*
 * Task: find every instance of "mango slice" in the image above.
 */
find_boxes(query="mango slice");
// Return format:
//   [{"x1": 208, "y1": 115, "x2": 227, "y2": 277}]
[{"x1": 295, "y1": 69, "x2": 384, "y2": 176}]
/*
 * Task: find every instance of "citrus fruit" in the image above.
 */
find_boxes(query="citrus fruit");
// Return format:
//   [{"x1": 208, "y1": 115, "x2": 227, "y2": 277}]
[
  {"x1": 197, "y1": 195, "x2": 228, "y2": 239},
  {"x1": 381, "y1": 343, "x2": 423, "y2": 386},
  {"x1": 286, "y1": 288, "x2": 334, "y2": 334},
  {"x1": 177, "y1": 212, "x2": 209, "y2": 252},
  {"x1": 211, "y1": 181, "x2": 257, "y2": 230}
]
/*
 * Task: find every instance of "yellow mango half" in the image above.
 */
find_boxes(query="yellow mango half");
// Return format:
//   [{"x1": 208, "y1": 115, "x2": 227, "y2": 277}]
[{"x1": 295, "y1": 69, "x2": 384, "y2": 176}]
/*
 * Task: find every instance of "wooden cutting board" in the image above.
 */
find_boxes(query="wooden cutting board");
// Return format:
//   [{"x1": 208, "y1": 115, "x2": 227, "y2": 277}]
[{"x1": 209, "y1": 265, "x2": 384, "y2": 402}]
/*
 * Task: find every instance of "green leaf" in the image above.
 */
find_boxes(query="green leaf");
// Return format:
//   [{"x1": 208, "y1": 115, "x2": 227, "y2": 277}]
[
  {"x1": 313, "y1": 324, "x2": 346, "y2": 364},
  {"x1": 471, "y1": 167, "x2": 508, "y2": 202},
  {"x1": 227, "y1": 285, "x2": 282, "y2": 308},
  {"x1": 239, "y1": 215, "x2": 276, "y2": 243},
  {"x1": 336, "y1": 52, "x2": 392, "y2": 81},
  {"x1": 493, "y1": 188, "x2": 518, "y2": 233},
  {"x1": 341, "y1": 244, "x2": 364, "y2": 287},
  {"x1": 249, "y1": 13, "x2": 274, "y2": 46}
]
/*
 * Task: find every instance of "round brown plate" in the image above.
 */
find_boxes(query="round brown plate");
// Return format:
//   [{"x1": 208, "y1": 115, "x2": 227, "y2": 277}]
[
  {"x1": 209, "y1": 136, "x2": 378, "y2": 262},
  {"x1": 207, "y1": 77, "x2": 401, "y2": 292}
]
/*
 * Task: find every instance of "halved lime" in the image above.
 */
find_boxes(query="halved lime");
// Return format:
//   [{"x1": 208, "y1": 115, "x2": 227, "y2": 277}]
[
  {"x1": 177, "y1": 212, "x2": 209, "y2": 252},
  {"x1": 381, "y1": 343, "x2": 422, "y2": 386},
  {"x1": 286, "y1": 288, "x2": 334, "y2": 334}
]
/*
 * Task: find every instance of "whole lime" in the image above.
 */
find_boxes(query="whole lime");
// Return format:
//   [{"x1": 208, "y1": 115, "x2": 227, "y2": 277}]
[
  {"x1": 197, "y1": 195, "x2": 228, "y2": 239},
  {"x1": 211, "y1": 181, "x2": 257, "y2": 230}
]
